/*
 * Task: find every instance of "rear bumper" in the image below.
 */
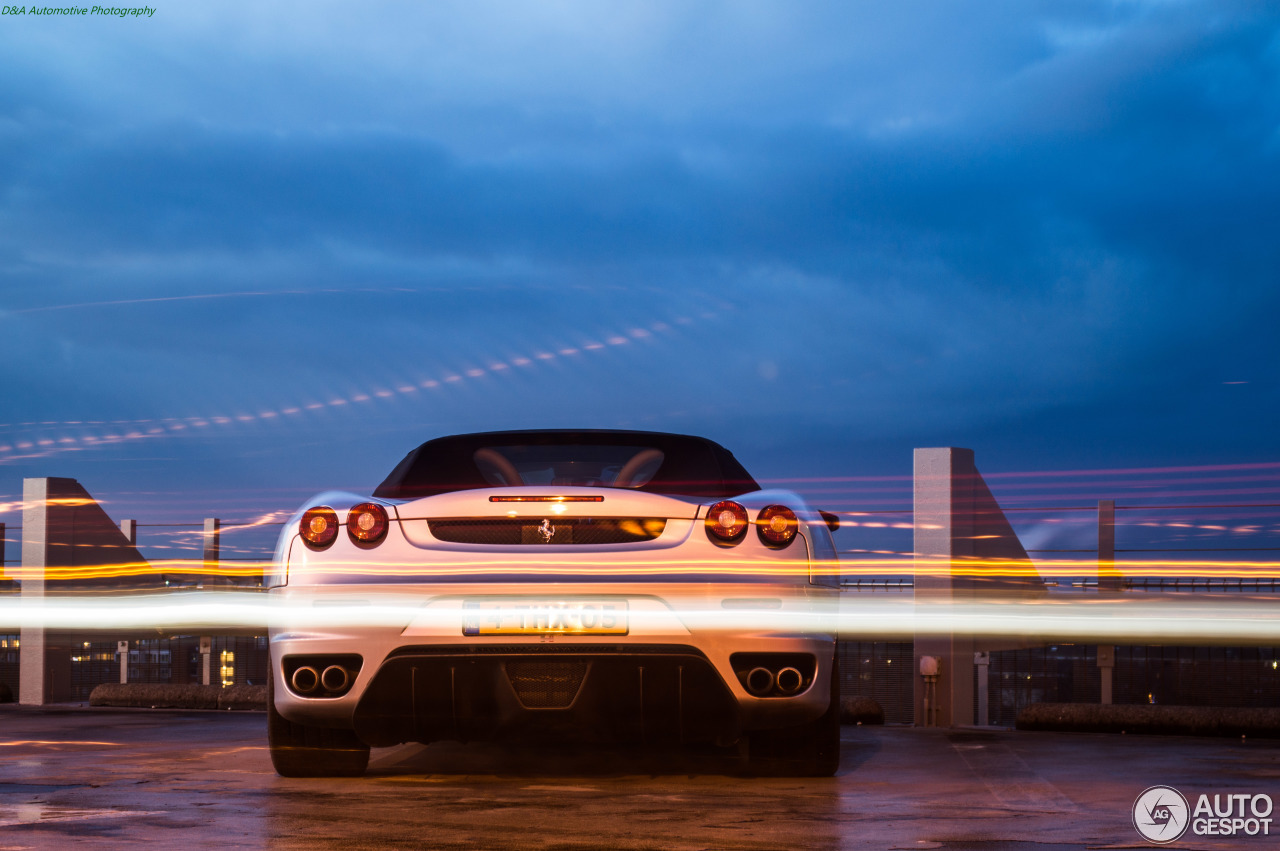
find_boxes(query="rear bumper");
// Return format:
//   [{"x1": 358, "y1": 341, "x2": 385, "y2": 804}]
[{"x1": 269, "y1": 582, "x2": 837, "y2": 747}]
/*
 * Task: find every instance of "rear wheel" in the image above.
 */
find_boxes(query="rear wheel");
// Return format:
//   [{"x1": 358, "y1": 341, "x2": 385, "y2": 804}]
[
  {"x1": 745, "y1": 656, "x2": 840, "y2": 777},
  {"x1": 268, "y1": 672, "x2": 370, "y2": 777}
]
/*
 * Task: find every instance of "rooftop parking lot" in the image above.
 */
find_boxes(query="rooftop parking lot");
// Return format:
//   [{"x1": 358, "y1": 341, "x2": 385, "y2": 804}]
[{"x1": 1, "y1": 707, "x2": 1276, "y2": 850}]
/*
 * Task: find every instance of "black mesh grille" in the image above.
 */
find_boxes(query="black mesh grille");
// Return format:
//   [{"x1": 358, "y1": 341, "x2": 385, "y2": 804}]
[
  {"x1": 505, "y1": 660, "x2": 589, "y2": 708},
  {"x1": 353, "y1": 647, "x2": 738, "y2": 747},
  {"x1": 838, "y1": 640, "x2": 915, "y2": 724},
  {"x1": 427, "y1": 518, "x2": 666, "y2": 545}
]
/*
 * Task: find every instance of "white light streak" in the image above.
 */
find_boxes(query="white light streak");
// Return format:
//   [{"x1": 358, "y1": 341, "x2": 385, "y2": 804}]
[{"x1": 0, "y1": 591, "x2": 1276, "y2": 644}]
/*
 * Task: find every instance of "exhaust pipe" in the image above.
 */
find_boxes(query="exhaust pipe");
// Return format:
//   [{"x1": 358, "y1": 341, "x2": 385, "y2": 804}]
[
  {"x1": 320, "y1": 665, "x2": 351, "y2": 694},
  {"x1": 745, "y1": 667, "x2": 775, "y2": 696},
  {"x1": 290, "y1": 665, "x2": 320, "y2": 695},
  {"x1": 775, "y1": 667, "x2": 804, "y2": 695}
]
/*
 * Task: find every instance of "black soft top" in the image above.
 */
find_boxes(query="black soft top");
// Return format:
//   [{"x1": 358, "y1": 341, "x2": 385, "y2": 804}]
[{"x1": 373, "y1": 429, "x2": 760, "y2": 500}]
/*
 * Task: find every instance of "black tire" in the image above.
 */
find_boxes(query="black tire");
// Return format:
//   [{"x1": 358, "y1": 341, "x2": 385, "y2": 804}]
[
  {"x1": 268, "y1": 672, "x2": 370, "y2": 777},
  {"x1": 745, "y1": 655, "x2": 841, "y2": 777}
]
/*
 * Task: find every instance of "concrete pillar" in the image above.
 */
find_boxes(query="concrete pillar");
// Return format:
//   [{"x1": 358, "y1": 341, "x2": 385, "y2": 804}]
[
  {"x1": 201, "y1": 518, "x2": 220, "y2": 589},
  {"x1": 200, "y1": 636, "x2": 212, "y2": 686},
  {"x1": 974, "y1": 651, "x2": 990, "y2": 726},
  {"x1": 20, "y1": 479, "x2": 63, "y2": 705},
  {"x1": 1098, "y1": 645, "x2": 1115, "y2": 705},
  {"x1": 913, "y1": 448, "x2": 1043, "y2": 727},
  {"x1": 118, "y1": 640, "x2": 129, "y2": 684},
  {"x1": 1098, "y1": 500, "x2": 1122, "y2": 592},
  {"x1": 914, "y1": 449, "x2": 976, "y2": 727},
  {"x1": 19, "y1": 477, "x2": 150, "y2": 705},
  {"x1": 202, "y1": 519, "x2": 220, "y2": 568}
]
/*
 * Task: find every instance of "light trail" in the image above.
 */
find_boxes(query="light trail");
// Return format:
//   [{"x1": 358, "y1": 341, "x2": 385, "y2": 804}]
[
  {"x1": 0, "y1": 498, "x2": 98, "y2": 513},
  {"x1": 770, "y1": 463, "x2": 1280, "y2": 517},
  {"x1": 0, "y1": 313, "x2": 694, "y2": 464},
  {"x1": 0, "y1": 740, "x2": 124, "y2": 748},
  {"x1": 1, "y1": 591, "x2": 1278, "y2": 644},
  {"x1": 6, "y1": 555, "x2": 1280, "y2": 582},
  {"x1": 2, "y1": 559, "x2": 270, "y2": 581},
  {"x1": 765, "y1": 461, "x2": 1280, "y2": 484},
  {"x1": 1, "y1": 289, "x2": 415, "y2": 315}
]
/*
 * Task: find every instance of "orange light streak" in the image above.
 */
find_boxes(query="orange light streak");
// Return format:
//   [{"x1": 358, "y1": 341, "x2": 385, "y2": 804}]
[
  {"x1": 14, "y1": 556, "x2": 1280, "y2": 582},
  {"x1": 0, "y1": 498, "x2": 101, "y2": 514},
  {"x1": 0, "y1": 740, "x2": 123, "y2": 747},
  {"x1": 4, "y1": 560, "x2": 271, "y2": 581}
]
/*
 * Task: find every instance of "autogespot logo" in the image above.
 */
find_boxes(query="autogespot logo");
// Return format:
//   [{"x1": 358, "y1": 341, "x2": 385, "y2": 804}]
[
  {"x1": 1133, "y1": 786, "x2": 1190, "y2": 844},
  {"x1": 1134, "y1": 786, "x2": 1276, "y2": 843}
]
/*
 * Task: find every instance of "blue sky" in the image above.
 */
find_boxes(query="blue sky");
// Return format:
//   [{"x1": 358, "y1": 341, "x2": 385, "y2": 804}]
[{"x1": 1, "y1": 1, "x2": 1278, "y2": 557}]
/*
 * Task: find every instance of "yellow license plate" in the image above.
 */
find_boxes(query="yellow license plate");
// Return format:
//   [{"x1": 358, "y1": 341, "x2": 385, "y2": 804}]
[{"x1": 462, "y1": 599, "x2": 628, "y2": 636}]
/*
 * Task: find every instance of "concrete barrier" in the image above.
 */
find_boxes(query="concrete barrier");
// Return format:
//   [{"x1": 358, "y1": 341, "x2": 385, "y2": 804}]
[
  {"x1": 840, "y1": 695, "x2": 885, "y2": 725},
  {"x1": 89, "y1": 683, "x2": 266, "y2": 711},
  {"x1": 1017, "y1": 702, "x2": 1280, "y2": 738},
  {"x1": 217, "y1": 684, "x2": 268, "y2": 711}
]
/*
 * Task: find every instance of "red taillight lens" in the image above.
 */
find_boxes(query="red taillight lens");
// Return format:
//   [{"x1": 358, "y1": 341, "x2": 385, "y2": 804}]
[
  {"x1": 300, "y1": 506, "x2": 339, "y2": 548},
  {"x1": 756, "y1": 505, "x2": 798, "y2": 547},
  {"x1": 705, "y1": 500, "x2": 749, "y2": 544},
  {"x1": 347, "y1": 502, "x2": 389, "y2": 544}
]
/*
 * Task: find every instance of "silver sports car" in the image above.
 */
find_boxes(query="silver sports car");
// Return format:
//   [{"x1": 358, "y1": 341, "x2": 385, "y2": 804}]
[{"x1": 267, "y1": 430, "x2": 841, "y2": 776}]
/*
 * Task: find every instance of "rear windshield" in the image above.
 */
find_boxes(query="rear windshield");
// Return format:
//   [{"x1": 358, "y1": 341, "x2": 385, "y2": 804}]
[{"x1": 373, "y1": 431, "x2": 759, "y2": 499}]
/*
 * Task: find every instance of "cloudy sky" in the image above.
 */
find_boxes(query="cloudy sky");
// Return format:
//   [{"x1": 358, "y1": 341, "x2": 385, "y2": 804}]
[{"x1": 1, "y1": 1, "x2": 1277, "y2": 558}]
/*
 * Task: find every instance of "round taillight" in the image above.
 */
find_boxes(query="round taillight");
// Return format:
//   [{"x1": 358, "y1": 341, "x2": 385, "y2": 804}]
[
  {"x1": 705, "y1": 500, "x2": 749, "y2": 544},
  {"x1": 347, "y1": 502, "x2": 389, "y2": 544},
  {"x1": 756, "y1": 505, "x2": 798, "y2": 547},
  {"x1": 300, "y1": 506, "x2": 339, "y2": 548}
]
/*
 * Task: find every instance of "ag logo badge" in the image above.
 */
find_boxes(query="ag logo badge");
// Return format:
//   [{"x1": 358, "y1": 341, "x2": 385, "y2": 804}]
[{"x1": 1133, "y1": 785, "x2": 1190, "y2": 844}]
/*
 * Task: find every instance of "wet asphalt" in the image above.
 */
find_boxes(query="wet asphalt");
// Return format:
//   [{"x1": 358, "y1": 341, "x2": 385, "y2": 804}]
[{"x1": 0, "y1": 705, "x2": 1276, "y2": 849}]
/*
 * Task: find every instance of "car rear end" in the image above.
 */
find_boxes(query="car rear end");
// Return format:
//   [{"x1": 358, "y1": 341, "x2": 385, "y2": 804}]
[
  {"x1": 266, "y1": 432, "x2": 842, "y2": 776},
  {"x1": 273, "y1": 486, "x2": 835, "y2": 729}
]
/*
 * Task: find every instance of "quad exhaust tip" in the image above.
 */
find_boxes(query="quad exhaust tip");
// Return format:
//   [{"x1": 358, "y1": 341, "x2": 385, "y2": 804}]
[
  {"x1": 744, "y1": 665, "x2": 806, "y2": 696},
  {"x1": 287, "y1": 657, "x2": 362, "y2": 697},
  {"x1": 321, "y1": 665, "x2": 351, "y2": 693},
  {"x1": 745, "y1": 667, "x2": 775, "y2": 696},
  {"x1": 290, "y1": 665, "x2": 320, "y2": 695},
  {"x1": 775, "y1": 666, "x2": 804, "y2": 695}
]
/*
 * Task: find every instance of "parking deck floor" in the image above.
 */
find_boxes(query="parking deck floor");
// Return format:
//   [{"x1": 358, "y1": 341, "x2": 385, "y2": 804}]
[{"x1": 0, "y1": 705, "x2": 1275, "y2": 849}]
